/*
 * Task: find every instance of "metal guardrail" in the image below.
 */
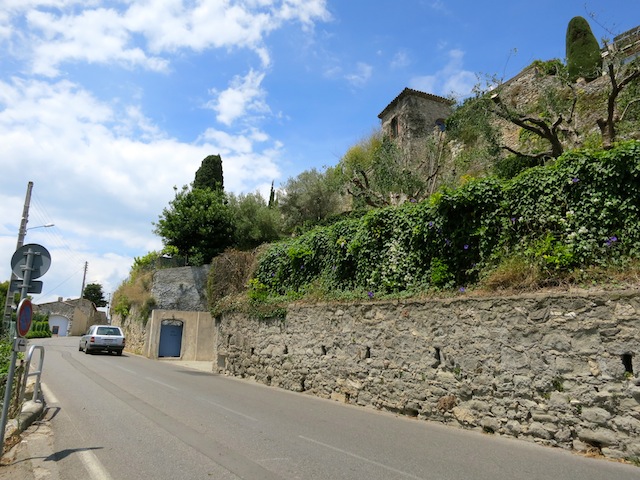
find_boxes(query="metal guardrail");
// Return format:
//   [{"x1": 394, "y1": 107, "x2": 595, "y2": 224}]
[{"x1": 20, "y1": 345, "x2": 44, "y2": 403}]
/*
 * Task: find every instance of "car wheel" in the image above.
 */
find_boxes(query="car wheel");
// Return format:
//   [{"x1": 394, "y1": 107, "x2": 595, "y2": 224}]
[
  {"x1": 84, "y1": 346, "x2": 91, "y2": 354},
  {"x1": 79, "y1": 344, "x2": 83, "y2": 352},
  {"x1": 116, "y1": 350, "x2": 123, "y2": 356}
]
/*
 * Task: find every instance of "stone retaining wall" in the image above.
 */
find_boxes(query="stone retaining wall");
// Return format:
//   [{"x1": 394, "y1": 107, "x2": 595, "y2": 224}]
[
  {"x1": 151, "y1": 265, "x2": 210, "y2": 311},
  {"x1": 216, "y1": 291, "x2": 640, "y2": 460}
]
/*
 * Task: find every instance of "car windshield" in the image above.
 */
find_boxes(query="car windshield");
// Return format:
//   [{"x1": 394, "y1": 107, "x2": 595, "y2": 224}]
[{"x1": 96, "y1": 327, "x2": 122, "y2": 336}]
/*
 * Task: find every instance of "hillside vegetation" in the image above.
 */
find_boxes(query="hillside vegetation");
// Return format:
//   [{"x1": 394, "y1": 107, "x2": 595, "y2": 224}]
[
  {"x1": 234, "y1": 141, "x2": 640, "y2": 313},
  {"x1": 113, "y1": 17, "x2": 640, "y2": 322}
]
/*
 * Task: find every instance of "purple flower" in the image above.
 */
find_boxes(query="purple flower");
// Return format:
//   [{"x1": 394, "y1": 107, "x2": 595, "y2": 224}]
[
  {"x1": 410, "y1": 198, "x2": 417, "y2": 203},
  {"x1": 510, "y1": 217, "x2": 517, "y2": 224},
  {"x1": 571, "y1": 177, "x2": 579, "y2": 183},
  {"x1": 367, "y1": 291, "x2": 374, "y2": 299},
  {"x1": 445, "y1": 238, "x2": 451, "y2": 246},
  {"x1": 459, "y1": 287, "x2": 466, "y2": 293},
  {"x1": 463, "y1": 244, "x2": 469, "y2": 250},
  {"x1": 428, "y1": 221, "x2": 435, "y2": 228},
  {"x1": 605, "y1": 236, "x2": 618, "y2": 247}
]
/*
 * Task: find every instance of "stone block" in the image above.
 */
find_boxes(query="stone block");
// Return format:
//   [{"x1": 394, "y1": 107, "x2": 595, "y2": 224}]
[
  {"x1": 581, "y1": 407, "x2": 611, "y2": 425},
  {"x1": 577, "y1": 427, "x2": 617, "y2": 447}
]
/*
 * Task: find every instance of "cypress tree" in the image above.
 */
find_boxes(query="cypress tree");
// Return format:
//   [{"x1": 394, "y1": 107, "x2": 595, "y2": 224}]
[
  {"x1": 193, "y1": 154, "x2": 224, "y2": 191},
  {"x1": 566, "y1": 16, "x2": 602, "y2": 82}
]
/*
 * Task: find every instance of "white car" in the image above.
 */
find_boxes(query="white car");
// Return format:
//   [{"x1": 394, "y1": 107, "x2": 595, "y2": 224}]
[{"x1": 79, "y1": 325, "x2": 126, "y2": 356}]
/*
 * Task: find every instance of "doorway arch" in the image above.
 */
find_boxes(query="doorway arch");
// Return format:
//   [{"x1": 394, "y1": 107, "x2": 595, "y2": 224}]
[{"x1": 158, "y1": 319, "x2": 183, "y2": 357}]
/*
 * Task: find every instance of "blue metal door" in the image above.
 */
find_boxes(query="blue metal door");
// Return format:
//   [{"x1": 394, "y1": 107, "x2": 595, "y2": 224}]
[{"x1": 159, "y1": 322, "x2": 183, "y2": 357}]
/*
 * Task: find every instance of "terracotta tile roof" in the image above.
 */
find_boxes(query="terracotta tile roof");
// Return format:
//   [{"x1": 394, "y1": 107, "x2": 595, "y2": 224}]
[{"x1": 378, "y1": 88, "x2": 454, "y2": 119}]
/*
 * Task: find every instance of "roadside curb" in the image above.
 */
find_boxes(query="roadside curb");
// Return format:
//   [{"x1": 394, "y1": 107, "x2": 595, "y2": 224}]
[{"x1": 2, "y1": 400, "x2": 44, "y2": 454}]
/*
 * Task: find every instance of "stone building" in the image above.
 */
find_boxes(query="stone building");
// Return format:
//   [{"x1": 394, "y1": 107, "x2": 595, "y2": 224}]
[
  {"x1": 603, "y1": 25, "x2": 640, "y2": 66},
  {"x1": 35, "y1": 297, "x2": 106, "y2": 336},
  {"x1": 378, "y1": 87, "x2": 454, "y2": 155}
]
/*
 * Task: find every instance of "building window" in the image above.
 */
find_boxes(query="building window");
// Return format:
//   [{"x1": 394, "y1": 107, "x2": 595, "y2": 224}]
[{"x1": 390, "y1": 116, "x2": 399, "y2": 138}]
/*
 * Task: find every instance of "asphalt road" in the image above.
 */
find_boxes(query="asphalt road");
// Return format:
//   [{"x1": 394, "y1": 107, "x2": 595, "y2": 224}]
[{"x1": 2, "y1": 336, "x2": 639, "y2": 479}]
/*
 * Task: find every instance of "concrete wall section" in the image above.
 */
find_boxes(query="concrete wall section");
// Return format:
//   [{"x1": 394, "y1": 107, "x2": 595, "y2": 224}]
[
  {"x1": 144, "y1": 310, "x2": 215, "y2": 361},
  {"x1": 216, "y1": 292, "x2": 640, "y2": 460}
]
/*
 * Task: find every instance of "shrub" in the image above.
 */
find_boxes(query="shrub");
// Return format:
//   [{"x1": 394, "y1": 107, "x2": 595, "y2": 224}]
[
  {"x1": 26, "y1": 321, "x2": 51, "y2": 339},
  {"x1": 249, "y1": 141, "x2": 640, "y2": 300}
]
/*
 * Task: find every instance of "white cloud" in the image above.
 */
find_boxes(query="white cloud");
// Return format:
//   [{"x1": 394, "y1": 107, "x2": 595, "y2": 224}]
[
  {"x1": 0, "y1": 0, "x2": 331, "y2": 303},
  {"x1": 410, "y1": 49, "x2": 476, "y2": 98},
  {"x1": 27, "y1": 8, "x2": 169, "y2": 76},
  {"x1": 208, "y1": 69, "x2": 270, "y2": 126},
  {"x1": 345, "y1": 62, "x2": 372, "y2": 87},
  {"x1": 390, "y1": 50, "x2": 410, "y2": 69},
  {"x1": 0, "y1": 77, "x2": 282, "y2": 302},
  {"x1": 277, "y1": 0, "x2": 332, "y2": 27},
  {"x1": 7, "y1": 1, "x2": 331, "y2": 75}
]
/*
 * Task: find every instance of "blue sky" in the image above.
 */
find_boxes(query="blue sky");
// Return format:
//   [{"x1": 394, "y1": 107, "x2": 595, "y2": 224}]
[{"x1": 1, "y1": 0, "x2": 639, "y2": 307}]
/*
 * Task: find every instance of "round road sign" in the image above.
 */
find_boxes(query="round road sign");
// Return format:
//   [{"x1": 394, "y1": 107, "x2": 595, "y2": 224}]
[
  {"x1": 11, "y1": 243, "x2": 51, "y2": 279},
  {"x1": 17, "y1": 298, "x2": 33, "y2": 338}
]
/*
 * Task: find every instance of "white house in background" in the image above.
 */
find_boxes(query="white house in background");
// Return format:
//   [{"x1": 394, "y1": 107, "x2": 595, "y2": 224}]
[{"x1": 35, "y1": 297, "x2": 107, "y2": 336}]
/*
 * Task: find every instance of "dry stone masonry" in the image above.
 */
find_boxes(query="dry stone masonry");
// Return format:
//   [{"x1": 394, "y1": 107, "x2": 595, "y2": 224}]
[
  {"x1": 216, "y1": 291, "x2": 640, "y2": 461},
  {"x1": 151, "y1": 265, "x2": 210, "y2": 311}
]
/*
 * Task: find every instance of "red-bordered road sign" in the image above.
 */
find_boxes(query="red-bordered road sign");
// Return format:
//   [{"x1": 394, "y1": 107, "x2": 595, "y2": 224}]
[{"x1": 17, "y1": 298, "x2": 33, "y2": 338}]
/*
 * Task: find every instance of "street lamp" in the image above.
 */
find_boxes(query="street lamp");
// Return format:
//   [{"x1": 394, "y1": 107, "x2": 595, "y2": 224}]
[
  {"x1": 27, "y1": 223, "x2": 54, "y2": 230},
  {"x1": 18, "y1": 223, "x2": 54, "y2": 246}
]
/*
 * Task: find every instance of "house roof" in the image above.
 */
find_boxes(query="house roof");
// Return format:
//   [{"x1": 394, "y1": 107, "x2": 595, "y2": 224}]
[
  {"x1": 377, "y1": 88, "x2": 455, "y2": 119},
  {"x1": 36, "y1": 297, "x2": 96, "y2": 311}
]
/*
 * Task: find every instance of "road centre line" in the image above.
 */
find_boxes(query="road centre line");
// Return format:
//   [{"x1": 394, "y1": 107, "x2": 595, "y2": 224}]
[
  {"x1": 109, "y1": 364, "x2": 257, "y2": 421},
  {"x1": 201, "y1": 397, "x2": 260, "y2": 422},
  {"x1": 111, "y1": 365, "x2": 138, "y2": 375},
  {"x1": 299, "y1": 435, "x2": 425, "y2": 480},
  {"x1": 145, "y1": 377, "x2": 180, "y2": 391}
]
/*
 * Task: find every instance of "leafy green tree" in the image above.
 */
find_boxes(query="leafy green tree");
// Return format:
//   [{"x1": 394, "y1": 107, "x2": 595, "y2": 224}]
[
  {"x1": 227, "y1": 192, "x2": 283, "y2": 249},
  {"x1": 336, "y1": 131, "x2": 451, "y2": 208},
  {"x1": 489, "y1": 60, "x2": 578, "y2": 160},
  {"x1": 83, "y1": 282, "x2": 108, "y2": 307},
  {"x1": 268, "y1": 181, "x2": 276, "y2": 208},
  {"x1": 279, "y1": 168, "x2": 342, "y2": 233},
  {"x1": 596, "y1": 44, "x2": 640, "y2": 148},
  {"x1": 566, "y1": 16, "x2": 602, "y2": 82},
  {"x1": 154, "y1": 186, "x2": 235, "y2": 265},
  {"x1": 193, "y1": 154, "x2": 224, "y2": 191}
]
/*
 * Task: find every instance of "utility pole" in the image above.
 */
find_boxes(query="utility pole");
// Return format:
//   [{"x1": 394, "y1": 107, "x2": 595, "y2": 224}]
[
  {"x1": 80, "y1": 261, "x2": 88, "y2": 298},
  {"x1": 2, "y1": 181, "x2": 33, "y2": 335}
]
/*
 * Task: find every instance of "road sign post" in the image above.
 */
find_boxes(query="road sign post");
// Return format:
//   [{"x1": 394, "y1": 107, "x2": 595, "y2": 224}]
[{"x1": 1, "y1": 244, "x2": 51, "y2": 452}]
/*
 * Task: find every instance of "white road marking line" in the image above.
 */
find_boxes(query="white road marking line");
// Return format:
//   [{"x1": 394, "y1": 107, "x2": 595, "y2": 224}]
[
  {"x1": 145, "y1": 377, "x2": 179, "y2": 391},
  {"x1": 299, "y1": 435, "x2": 425, "y2": 480},
  {"x1": 41, "y1": 383, "x2": 113, "y2": 480},
  {"x1": 203, "y1": 398, "x2": 259, "y2": 422},
  {"x1": 111, "y1": 365, "x2": 137, "y2": 375},
  {"x1": 78, "y1": 449, "x2": 114, "y2": 480},
  {"x1": 41, "y1": 382, "x2": 58, "y2": 404}
]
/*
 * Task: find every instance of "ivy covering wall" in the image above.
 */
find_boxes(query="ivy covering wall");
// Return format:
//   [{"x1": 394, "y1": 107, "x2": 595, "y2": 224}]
[{"x1": 251, "y1": 141, "x2": 640, "y2": 300}]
